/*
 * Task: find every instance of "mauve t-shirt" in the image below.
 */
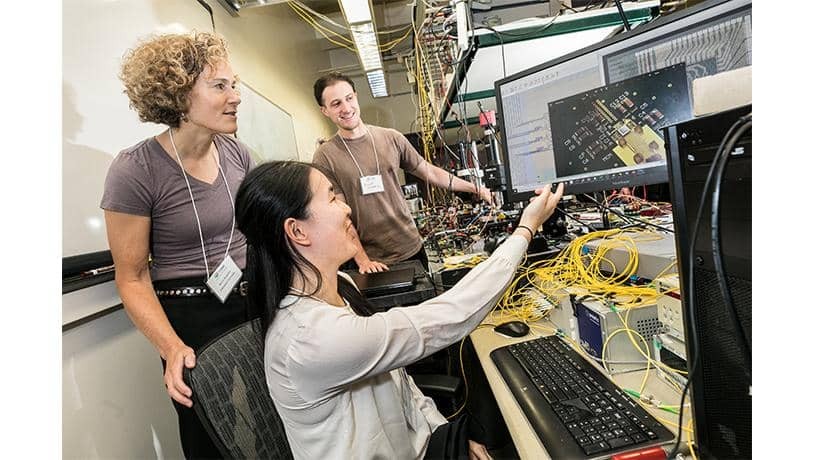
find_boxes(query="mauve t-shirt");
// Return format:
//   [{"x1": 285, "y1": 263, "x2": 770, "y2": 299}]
[{"x1": 100, "y1": 134, "x2": 254, "y2": 281}]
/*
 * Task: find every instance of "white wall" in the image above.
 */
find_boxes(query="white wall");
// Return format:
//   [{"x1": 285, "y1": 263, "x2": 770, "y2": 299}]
[
  {"x1": 63, "y1": 310, "x2": 181, "y2": 459},
  {"x1": 62, "y1": 0, "x2": 335, "y2": 257},
  {"x1": 215, "y1": 4, "x2": 337, "y2": 159},
  {"x1": 319, "y1": 2, "x2": 420, "y2": 136},
  {"x1": 62, "y1": 1, "x2": 335, "y2": 458}
]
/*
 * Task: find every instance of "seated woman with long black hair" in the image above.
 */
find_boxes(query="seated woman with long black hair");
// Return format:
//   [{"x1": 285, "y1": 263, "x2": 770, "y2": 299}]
[{"x1": 234, "y1": 161, "x2": 563, "y2": 460}]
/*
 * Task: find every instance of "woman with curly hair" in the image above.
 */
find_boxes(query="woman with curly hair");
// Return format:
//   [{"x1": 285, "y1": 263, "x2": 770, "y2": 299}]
[{"x1": 100, "y1": 31, "x2": 258, "y2": 458}]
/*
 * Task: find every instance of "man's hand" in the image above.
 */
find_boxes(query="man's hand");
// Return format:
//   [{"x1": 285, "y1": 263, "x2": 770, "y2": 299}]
[
  {"x1": 354, "y1": 245, "x2": 389, "y2": 273},
  {"x1": 476, "y1": 186, "x2": 493, "y2": 205},
  {"x1": 357, "y1": 258, "x2": 389, "y2": 273},
  {"x1": 163, "y1": 343, "x2": 196, "y2": 407}
]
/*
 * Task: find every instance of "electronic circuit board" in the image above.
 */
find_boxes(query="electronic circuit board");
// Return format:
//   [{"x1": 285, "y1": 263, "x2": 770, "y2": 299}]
[{"x1": 547, "y1": 63, "x2": 691, "y2": 178}]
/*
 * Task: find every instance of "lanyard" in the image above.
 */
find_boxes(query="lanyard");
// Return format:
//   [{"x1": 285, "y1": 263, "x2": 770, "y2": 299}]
[
  {"x1": 338, "y1": 126, "x2": 381, "y2": 178},
  {"x1": 168, "y1": 128, "x2": 236, "y2": 279}
]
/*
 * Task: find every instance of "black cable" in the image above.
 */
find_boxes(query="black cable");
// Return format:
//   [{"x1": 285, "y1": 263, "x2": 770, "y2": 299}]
[
  {"x1": 710, "y1": 119, "x2": 752, "y2": 371},
  {"x1": 593, "y1": 191, "x2": 610, "y2": 229},
  {"x1": 612, "y1": 0, "x2": 631, "y2": 31},
  {"x1": 581, "y1": 193, "x2": 674, "y2": 233},
  {"x1": 196, "y1": 0, "x2": 217, "y2": 32},
  {"x1": 476, "y1": 101, "x2": 490, "y2": 126},
  {"x1": 435, "y1": 125, "x2": 464, "y2": 166},
  {"x1": 476, "y1": 101, "x2": 503, "y2": 148},
  {"x1": 556, "y1": 207, "x2": 594, "y2": 228},
  {"x1": 449, "y1": 40, "x2": 470, "y2": 145},
  {"x1": 423, "y1": 256, "x2": 442, "y2": 293},
  {"x1": 666, "y1": 113, "x2": 752, "y2": 459},
  {"x1": 583, "y1": 0, "x2": 609, "y2": 12}
]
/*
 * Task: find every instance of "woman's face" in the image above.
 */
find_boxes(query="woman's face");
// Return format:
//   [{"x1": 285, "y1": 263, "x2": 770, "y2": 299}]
[
  {"x1": 301, "y1": 169, "x2": 357, "y2": 263},
  {"x1": 185, "y1": 61, "x2": 241, "y2": 134}
]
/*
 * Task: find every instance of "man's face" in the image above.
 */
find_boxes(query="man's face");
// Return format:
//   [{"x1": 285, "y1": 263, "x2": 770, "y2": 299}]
[{"x1": 320, "y1": 81, "x2": 361, "y2": 132}]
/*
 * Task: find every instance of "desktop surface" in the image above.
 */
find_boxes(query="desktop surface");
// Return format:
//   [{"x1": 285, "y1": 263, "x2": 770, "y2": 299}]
[
  {"x1": 469, "y1": 320, "x2": 686, "y2": 459},
  {"x1": 490, "y1": 335, "x2": 674, "y2": 458}
]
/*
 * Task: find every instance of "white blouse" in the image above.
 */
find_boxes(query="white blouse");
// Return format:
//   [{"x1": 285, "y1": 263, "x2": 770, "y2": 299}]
[{"x1": 264, "y1": 235, "x2": 529, "y2": 460}]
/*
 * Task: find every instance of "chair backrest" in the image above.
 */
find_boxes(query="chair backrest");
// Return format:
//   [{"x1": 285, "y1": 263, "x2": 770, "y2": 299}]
[{"x1": 184, "y1": 318, "x2": 294, "y2": 459}]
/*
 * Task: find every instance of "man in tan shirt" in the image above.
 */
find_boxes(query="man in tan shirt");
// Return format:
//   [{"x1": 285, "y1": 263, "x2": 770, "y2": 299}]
[{"x1": 312, "y1": 72, "x2": 492, "y2": 273}]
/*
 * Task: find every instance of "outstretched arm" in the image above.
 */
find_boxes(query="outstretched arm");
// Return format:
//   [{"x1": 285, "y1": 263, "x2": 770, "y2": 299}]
[
  {"x1": 289, "y1": 184, "x2": 564, "y2": 401},
  {"x1": 414, "y1": 161, "x2": 493, "y2": 204}
]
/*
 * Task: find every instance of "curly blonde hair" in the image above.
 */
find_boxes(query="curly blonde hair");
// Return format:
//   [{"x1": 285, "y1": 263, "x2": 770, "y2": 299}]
[{"x1": 120, "y1": 31, "x2": 230, "y2": 127}]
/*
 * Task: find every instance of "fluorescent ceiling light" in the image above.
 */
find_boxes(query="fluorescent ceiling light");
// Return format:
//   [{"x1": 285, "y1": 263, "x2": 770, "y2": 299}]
[
  {"x1": 366, "y1": 70, "x2": 388, "y2": 97},
  {"x1": 338, "y1": 0, "x2": 386, "y2": 97},
  {"x1": 339, "y1": 0, "x2": 372, "y2": 24},
  {"x1": 351, "y1": 23, "x2": 382, "y2": 71}
]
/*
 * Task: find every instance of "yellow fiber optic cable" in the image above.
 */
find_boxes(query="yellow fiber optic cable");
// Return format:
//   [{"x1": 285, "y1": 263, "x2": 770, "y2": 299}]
[{"x1": 287, "y1": 2, "x2": 356, "y2": 51}]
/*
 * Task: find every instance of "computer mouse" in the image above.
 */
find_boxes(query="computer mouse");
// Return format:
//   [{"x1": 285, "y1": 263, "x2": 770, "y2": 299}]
[{"x1": 494, "y1": 321, "x2": 530, "y2": 338}]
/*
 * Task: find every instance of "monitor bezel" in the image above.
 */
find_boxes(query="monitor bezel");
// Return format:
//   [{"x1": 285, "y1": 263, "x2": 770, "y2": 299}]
[{"x1": 494, "y1": 0, "x2": 749, "y2": 202}]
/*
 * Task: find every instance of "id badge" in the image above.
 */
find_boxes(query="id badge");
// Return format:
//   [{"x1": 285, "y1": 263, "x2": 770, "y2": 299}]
[
  {"x1": 360, "y1": 175, "x2": 385, "y2": 195},
  {"x1": 206, "y1": 255, "x2": 243, "y2": 303}
]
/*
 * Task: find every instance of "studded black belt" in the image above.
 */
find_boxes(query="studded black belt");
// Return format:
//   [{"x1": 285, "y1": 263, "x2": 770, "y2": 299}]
[{"x1": 155, "y1": 280, "x2": 248, "y2": 298}]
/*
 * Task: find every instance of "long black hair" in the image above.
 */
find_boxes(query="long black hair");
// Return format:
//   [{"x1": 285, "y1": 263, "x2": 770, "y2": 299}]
[{"x1": 235, "y1": 161, "x2": 375, "y2": 335}]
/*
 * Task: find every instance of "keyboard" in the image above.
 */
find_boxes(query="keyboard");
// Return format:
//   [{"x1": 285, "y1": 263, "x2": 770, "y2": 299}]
[{"x1": 490, "y1": 335, "x2": 675, "y2": 459}]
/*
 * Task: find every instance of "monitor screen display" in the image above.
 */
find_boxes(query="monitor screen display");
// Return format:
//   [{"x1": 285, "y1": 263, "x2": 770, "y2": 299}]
[
  {"x1": 495, "y1": 0, "x2": 751, "y2": 200},
  {"x1": 547, "y1": 63, "x2": 691, "y2": 191}
]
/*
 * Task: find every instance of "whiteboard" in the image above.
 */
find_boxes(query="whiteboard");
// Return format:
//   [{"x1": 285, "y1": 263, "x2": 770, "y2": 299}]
[
  {"x1": 236, "y1": 81, "x2": 299, "y2": 164},
  {"x1": 63, "y1": 0, "x2": 213, "y2": 258},
  {"x1": 63, "y1": 1, "x2": 298, "y2": 258}
]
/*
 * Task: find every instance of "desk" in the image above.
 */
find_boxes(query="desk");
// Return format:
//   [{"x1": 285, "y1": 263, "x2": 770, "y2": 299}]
[{"x1": 470, "y1": 319, "x2": 688, "y2": 459}]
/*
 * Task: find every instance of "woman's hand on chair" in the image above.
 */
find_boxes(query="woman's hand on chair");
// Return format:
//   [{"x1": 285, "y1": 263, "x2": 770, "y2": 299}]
[
  {"x1": 468, "y1": 440, "x2": 492, "y2": 460},
  {"x1": 164, "y1": 343, "x2": 196, "y2": 407}
]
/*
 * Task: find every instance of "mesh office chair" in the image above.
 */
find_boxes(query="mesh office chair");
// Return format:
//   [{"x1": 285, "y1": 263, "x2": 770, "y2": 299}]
[
  {"x1": 184, "y1": 318, "x2": 294, "y2": 459},
  {"x1": 184, "y1": 316, "x2": 462, "y2": 459}
]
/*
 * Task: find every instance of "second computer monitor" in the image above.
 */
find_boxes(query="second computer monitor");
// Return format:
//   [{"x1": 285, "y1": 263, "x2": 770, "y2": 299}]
[{"x1": 495, "y1": 0, "x2": 752, "y2": 200}]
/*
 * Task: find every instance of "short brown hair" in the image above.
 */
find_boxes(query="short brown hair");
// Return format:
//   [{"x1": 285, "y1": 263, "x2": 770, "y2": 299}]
[
  {"x1": 120, "y1": 31, "x2": 230, "y2": 127},
  {"x1": 313, "y1": 72, "x2": 355, "y2": 107}
]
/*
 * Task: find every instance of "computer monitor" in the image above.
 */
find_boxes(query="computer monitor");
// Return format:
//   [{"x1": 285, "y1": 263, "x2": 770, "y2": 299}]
[{"x1": 495, "y1": 0, "x2": 752, "y2": 201}]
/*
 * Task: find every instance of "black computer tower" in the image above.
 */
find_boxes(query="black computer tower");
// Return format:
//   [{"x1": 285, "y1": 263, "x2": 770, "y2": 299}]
[{"x1": 663, "y1": 105, "x2": 752, "y2": 459}]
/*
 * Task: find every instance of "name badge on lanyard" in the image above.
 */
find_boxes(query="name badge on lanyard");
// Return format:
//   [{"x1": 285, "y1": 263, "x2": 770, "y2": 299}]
[
  {"x1": 360, "y1": 174, "x2": 385, "y2": 195},
  {"x1": 206, "y1": 255, "x2": 242, "y2": 303}
]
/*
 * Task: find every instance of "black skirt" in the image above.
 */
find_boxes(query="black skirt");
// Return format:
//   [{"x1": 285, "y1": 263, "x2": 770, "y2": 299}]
[{"x1": 153, "y1": 276, "x2": 261, "y2": 459}]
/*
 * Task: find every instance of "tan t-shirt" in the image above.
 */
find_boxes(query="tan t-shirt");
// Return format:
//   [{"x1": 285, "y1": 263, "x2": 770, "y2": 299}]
[{"x1": 312, "y1": 125, "x2": 424, "y2": 265}]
